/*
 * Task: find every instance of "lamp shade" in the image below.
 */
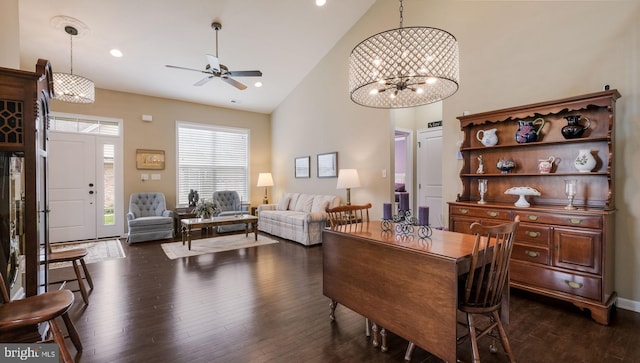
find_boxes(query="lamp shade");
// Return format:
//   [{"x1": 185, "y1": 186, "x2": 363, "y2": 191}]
[
  {"x1": 336, "y1": 169, "x2": 361, "y2": 189},
  {"x1": 256, "y1": 173, "x2": 274, "y2": 187}
]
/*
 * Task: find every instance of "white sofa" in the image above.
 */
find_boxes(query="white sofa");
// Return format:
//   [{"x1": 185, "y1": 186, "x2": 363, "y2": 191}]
[{"x1": 257, "y1": 192, "x2": 341, "y2": 246}]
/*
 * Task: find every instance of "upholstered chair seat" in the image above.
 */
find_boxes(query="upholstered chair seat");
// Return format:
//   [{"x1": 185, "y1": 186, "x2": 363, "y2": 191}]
[
  {"x1": 212, "y1": 191, "x2": 250, "y2": 232},
  {"x1": 127, "y1": 192, "x2": 175, "y2": 243}
]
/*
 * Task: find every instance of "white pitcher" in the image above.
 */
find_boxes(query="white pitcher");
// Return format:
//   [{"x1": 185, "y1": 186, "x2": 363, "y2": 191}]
[{"x1": 476, "y1": 128, "x2": 498, "y2": 146}]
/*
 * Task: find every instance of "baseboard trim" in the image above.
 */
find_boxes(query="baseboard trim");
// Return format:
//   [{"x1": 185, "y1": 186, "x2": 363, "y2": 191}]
[{"x1": 617, "y1": 297, "x2": 640, "y2": 313}]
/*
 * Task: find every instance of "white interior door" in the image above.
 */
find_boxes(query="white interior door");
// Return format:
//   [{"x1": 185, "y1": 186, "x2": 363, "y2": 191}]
[
  {"x1": 49, "y1": 132, "x2": 123, "y2": 243},
  {"x1": 417, "y1": 127, "x2": 444, "y2": 228}
]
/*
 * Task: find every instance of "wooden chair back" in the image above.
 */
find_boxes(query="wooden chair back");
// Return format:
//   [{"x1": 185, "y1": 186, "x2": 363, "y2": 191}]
[
  {"x1": 462, "y1": 216, "x2": 520, "y2": 311},
  {"x1": 325, "y1": 203, "x2": 372, "y2": 232}
]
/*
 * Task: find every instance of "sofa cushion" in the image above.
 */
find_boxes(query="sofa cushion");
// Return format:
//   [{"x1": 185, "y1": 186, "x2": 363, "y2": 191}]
[
  {"x1": 311, "y1": 195, "x2": 333, "y2": 213},
  {"x1": 276, "y1": 195, "x2": 291, "y2": 211},
  {"x1": 288, "y1": 193, "x2": 300, "y2": 210},
  {"x1": 294, "y1": 194, "x2": 313, "y2": 212}
]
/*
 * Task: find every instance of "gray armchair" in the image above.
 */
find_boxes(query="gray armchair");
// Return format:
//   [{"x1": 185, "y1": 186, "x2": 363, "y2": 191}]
[
  {"x1": 212, "y1": 190, "x2": 250, "y2": 232},
  {"x1": 127, "y1": 192, "x2": 175, "y2": 243}
]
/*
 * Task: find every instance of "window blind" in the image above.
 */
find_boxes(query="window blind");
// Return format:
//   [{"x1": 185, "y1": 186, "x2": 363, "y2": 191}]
[{"x1": 177, "y1": 122, "x2": 249, "y2": 206}]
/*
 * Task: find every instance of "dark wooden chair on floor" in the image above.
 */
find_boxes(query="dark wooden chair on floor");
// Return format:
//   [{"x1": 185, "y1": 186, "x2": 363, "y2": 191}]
[
  {"x1": 48, "y1": 246, "x2": 94, "y2": 305},
  {"x1": 0, "y1": 272, "x2": 82, "y2": 363},
  {"x1": 325, "y1": 203, "x2": 387, "y2": 348},
  {"x1": 405, "y1": 216, "x2": 520, "y2": 362}
]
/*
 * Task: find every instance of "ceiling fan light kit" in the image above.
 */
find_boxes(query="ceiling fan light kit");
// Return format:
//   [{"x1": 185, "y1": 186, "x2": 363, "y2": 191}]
[
  {"x1": 51, "y1": 17, "x2": 96, "y2": 103},
  {"x1": 165, "y1": 21, "x2": 263, "y2": 91},
  {"x1": 348, "y1": 0, "x2": 459, "y2": 109}
]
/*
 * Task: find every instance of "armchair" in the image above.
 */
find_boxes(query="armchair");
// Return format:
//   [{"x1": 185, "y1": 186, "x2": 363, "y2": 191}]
[
  {"x1": 212, "y1": 190, "x2": 250, "y2": 232},
  {"x1": 127, "y1": 192, "x2": 175, "y2": 243}
]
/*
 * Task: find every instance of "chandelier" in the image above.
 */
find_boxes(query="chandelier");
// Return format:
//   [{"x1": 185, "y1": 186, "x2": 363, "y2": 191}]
[
  {"x1": 349, "y1": 0, "x2": 459, "y2": 109},
  {"x1": 53, "y1": 25, "x2": 95, "y2": 103}
]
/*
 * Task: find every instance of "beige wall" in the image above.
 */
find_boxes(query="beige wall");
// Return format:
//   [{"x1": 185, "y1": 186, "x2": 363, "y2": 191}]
[
  {"x1": 271, "y1": 0, "x2": 640, "y2": 306},
  {"x1": 0, "y1": 0, "x2": 19, "y2": 68},
  {"x1": 50, "y1": 88, "x2": 271, "y2": 216}
]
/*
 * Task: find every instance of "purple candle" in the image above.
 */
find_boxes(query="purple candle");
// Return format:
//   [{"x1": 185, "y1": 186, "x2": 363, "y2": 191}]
[
  {"x1": 399, "y1": 193, "x2": 409, "y2": 212},
  {"x1": 383, "y1": 203, "x2": 392, "y2": 220},
  {"x1": 418, "y1": 206, "x2": 429, "y2": 226}
]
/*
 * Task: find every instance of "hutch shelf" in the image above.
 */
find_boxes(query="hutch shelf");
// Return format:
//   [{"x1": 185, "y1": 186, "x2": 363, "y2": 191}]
[{"x1": 449, "y1": 89, "x2": 620, "y2": 324}]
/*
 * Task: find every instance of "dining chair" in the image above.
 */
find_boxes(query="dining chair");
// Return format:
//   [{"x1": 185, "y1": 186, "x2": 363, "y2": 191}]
[
  {"x1": 405, "y1": 216, "x2": 519, "y2": 362},
  {"x1": 0, "y1": 272, "x2": 82, "y2": 363},
  {"x1": 48, "y1": 246, "x2": 94, "y2": 305},
  {"x1": 325, "y1": 203, "x2": 387, "y2": 349}
]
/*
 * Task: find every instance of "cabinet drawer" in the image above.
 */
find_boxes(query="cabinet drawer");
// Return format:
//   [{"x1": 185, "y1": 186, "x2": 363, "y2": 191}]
[
  {"x1": 512, "y1": 244, "x2": 550, "y2": 265},
  {"x1": 515, "y1": 211, "x2": 602, "y2": 229},
  {"x1": 515, "y1": 223, "x2": 551, "y2": 246},
  {"x1": 451, "y1": 206, "x2": 511, "y2": 220},
  {"x1": 510, "y1": 262, "x2": 601, "y2": 301}
]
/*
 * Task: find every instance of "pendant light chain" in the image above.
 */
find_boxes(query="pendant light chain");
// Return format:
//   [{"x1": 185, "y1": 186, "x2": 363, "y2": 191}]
[
  {"x1": 69, "y1": 34, "x2": 74, "y2": 75},
  {"x1": 399, "y1": 0, "x2": 404, "y2": 28}
]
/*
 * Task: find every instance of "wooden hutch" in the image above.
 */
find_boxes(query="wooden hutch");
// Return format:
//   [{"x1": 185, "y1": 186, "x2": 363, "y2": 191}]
[
  {"x1": 449, "y1": 90, "x2": 620, "y2": 324},
  {"x1": 0, "y1": 60, "x2": 52, "y2": 301}
]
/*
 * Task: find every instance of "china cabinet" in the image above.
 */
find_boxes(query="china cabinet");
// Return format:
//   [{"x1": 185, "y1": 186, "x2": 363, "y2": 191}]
[
  {"x1": 0, "y1": 60, "x2": 52, "y2": 299},
  {"x1": 449, "y1": 89, "x2": 620, "y2": 324}
]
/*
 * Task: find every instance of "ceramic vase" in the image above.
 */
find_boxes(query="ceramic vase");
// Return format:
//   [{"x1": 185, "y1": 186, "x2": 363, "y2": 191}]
[{"x1": 574, "y1": 149, "x2": 596, "y2": 172}]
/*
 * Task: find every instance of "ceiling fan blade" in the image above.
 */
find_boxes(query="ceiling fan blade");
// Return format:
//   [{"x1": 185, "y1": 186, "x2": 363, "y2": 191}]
[
  {"x1": 227, "y1": 70, "x2": 263, "y2": 77},
  {"x1": 166, "y1": 64, "x2": 211, "y2": 74},
  {"x1": 194, "y1": 76, "x2": 214, "y2": 86},
  {"x1": 206, "y1": 54, "x2": 220, "y2": 73},
  {"x1": 221, "y1": 77, "x2": 247, "y2": 90}
]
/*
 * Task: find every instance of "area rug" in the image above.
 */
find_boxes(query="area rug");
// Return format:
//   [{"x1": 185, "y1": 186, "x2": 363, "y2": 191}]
[
  {"x1": 50, "y1": 239, "x2": 126, "y2": 269},
  {"x1": 161, "y1": 234, "x2": 278, "y2": 260}
]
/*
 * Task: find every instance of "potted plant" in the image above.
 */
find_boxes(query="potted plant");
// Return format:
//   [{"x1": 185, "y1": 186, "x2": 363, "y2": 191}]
[{"x1": 193, "y1": 199, "x2": 218, "y2": 219}]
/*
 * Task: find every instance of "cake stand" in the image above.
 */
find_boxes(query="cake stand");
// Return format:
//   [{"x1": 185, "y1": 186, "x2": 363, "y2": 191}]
[{"x1": 504, "y1": 187, "x2": 541, "y2": 208}]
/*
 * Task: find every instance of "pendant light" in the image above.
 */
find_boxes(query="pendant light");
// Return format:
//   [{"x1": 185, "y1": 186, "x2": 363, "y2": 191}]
[
  {"x1": 53, "y1": 25, "x2": 95, "y2": 103},
  {"x1": 349, "y1": 0, "x2": 459, "y2": 108}
]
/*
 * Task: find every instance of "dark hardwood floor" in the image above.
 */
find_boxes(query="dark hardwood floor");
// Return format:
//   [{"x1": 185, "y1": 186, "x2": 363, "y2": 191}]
[{"x1": 50, "y1": 231, "x2": 640, "y2": 363}]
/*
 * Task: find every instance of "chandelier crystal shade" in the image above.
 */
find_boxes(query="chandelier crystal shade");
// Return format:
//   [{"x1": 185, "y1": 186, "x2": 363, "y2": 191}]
[
  {"x1": 53, "y1": 25, "x2": 95, "y2": 104},
  {"x1": 349, "y1": 1, "x2": 459, "y2": 108}
]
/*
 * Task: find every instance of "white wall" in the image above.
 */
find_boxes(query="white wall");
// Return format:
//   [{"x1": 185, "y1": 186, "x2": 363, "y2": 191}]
[{"x1": 271, "y1": 0, "x2": 640, "y2": 306}]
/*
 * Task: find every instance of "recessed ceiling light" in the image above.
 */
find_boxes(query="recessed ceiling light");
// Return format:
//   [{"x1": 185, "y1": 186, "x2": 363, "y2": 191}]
[
  {"x1": 316, "y1": 0, "x2": 326, "y2": 6},
  {"x1": 254, "y1": 81, "x2": 263, "y2": 88},
  {"x1": 110, "y1": 49, "x2": 123, "y2": 57}
]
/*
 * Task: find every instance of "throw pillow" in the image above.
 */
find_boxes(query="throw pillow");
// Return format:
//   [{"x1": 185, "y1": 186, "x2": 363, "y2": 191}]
[
  {"x1": 276, "y1": 196, "x2": 291, "y2": 211},
  {"x1": 294, "y1": 194, "x2": 313, "y2": 212},
  {"x1": 311, "y1": 196, "x2": 331, "y2": 213}
]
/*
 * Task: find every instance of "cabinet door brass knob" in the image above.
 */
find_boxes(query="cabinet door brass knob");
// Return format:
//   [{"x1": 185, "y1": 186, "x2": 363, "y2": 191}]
[
  {"x1": 527, "y1": 215, "x2": 538, "y2": 221},
  {"x1": 460, "y1": 209, "x2": 469, "y2": 214},
  {"x1": 526, "y1": 231, "x2": 541, "y2": 238},
  {"x1": 487, "y1": 211, "x2": 498, "y2": 217},
  {"x1": 569, "y1": 218, "x2": 582, "y2": 224}
]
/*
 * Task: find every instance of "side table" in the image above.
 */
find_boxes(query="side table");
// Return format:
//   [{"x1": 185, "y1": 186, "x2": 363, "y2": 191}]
[{"x1": 174, "y1": 207, "x2": 196, "y2": 235}]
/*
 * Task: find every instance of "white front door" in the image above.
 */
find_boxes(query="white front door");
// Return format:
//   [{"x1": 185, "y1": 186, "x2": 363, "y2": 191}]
[
  {"x1": 49, "y1": 132, "x2": 124, "y2": 242},
  {"x1": 417, "y1": 127, "x2": 444, "y2": 228}
]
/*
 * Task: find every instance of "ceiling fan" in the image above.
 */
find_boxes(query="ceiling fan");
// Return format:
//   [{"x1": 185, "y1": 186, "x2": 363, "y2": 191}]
[{"x1": 165, "y1": 22, "x2": 262, "y2": 90}]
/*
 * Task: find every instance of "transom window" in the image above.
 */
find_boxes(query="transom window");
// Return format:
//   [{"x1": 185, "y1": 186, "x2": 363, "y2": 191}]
[{"x1": 176, "y1": 122, "x2": 249, "y2": 206}]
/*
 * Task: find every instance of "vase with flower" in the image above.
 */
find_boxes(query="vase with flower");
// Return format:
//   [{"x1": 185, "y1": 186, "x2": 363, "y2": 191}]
[{"x1": 193, "y1": 199, "x2": 218, "y2": 219}]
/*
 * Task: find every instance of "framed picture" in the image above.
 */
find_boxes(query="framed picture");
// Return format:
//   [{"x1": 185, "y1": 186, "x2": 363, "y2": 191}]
[
  {"x1": 317, "y1": 152, "x2": 338, "y2": 178},
  {"x1": 295, "y1": 156, "x2": 310, "y2": 178},
  {"x1": 136, "y1": 149, "x2": 165, "y2": 170}
]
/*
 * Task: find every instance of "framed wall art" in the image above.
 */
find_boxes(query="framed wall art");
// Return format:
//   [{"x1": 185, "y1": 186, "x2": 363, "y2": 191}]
[
  {"x1": 317, "y1": 152, "x2": 338, "y2": 178},
  {"x1": 295, "y1": 156, "x2": 310, "y2": 178},
  {"x1": 136, "y1": 149, "x2": 165, "y2": 170}
]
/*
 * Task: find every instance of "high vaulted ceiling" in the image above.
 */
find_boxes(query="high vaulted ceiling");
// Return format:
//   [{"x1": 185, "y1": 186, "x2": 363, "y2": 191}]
[{"x1": 18, "y1": 0, "x2": 376, "y2": 114}]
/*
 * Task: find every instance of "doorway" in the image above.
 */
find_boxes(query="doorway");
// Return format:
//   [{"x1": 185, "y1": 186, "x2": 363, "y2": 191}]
[
  {"x1": 395, "y1": 129, "x2": 413, "y2": 211},
  {"x1": 48, "y1": 115, "x2": 124, "y2": 243}
]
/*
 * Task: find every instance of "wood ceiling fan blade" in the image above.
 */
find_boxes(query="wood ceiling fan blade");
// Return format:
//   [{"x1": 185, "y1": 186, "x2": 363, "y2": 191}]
[
  {"x1": 221, "y1": 77, "x2": 247, "y2": 90},
  {"x1": 166, "y1": 64, "x2": 212, "y2": 74},
  {"x1": 206, "y1": 54, "x2": 220, "y2": 73},
  {"x1": 194, "y1": 76, "x2": 214, "y2": 86},
  {"x1": 226, "y1": 70, "x2": 262, "y2": 77}
]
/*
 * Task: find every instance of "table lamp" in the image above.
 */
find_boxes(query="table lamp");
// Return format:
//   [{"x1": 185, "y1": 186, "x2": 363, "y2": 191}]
[
  {"x1": 257, "y1": 173, "x2": 274, "y2": 204},
  {"x1": 336, "y1": 169, "x2": 360, "y2": 205}
]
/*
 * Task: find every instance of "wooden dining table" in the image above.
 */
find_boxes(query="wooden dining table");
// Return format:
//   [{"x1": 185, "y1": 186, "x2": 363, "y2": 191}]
[{"x1": 322, "y1": 221, "x2": 498, "y2": 363}]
